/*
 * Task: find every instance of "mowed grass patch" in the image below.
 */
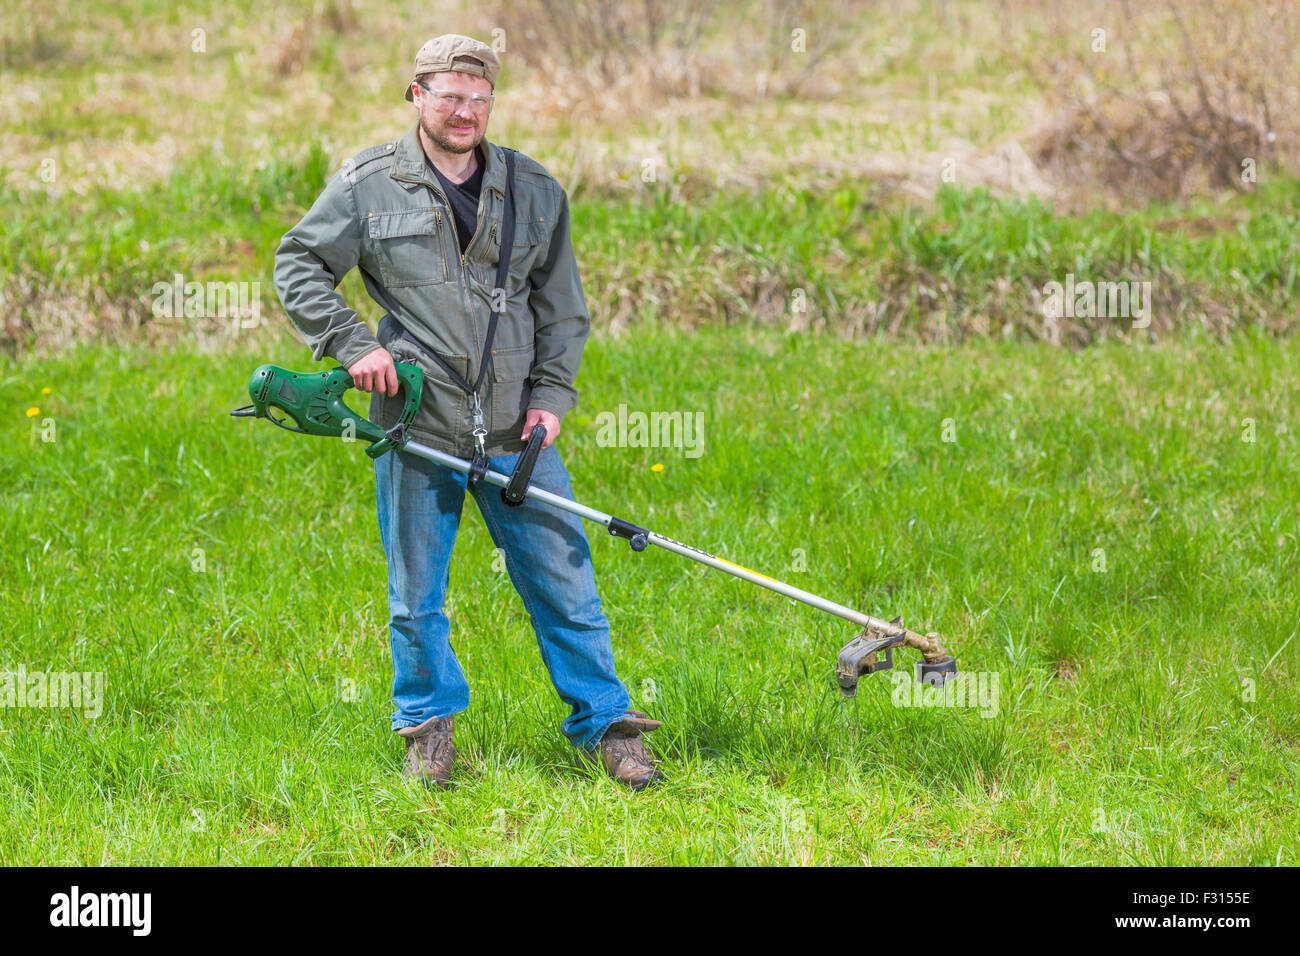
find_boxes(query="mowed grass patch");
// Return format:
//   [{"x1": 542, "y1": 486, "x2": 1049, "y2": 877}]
[{"x1": 0, "y1": 325, "x2": 1297, "y2": 864}]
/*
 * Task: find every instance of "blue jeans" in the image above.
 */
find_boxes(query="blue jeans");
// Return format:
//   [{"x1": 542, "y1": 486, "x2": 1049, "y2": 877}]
[{"x1": 375, "y1": 443, "x2": 631, "y2": 752}]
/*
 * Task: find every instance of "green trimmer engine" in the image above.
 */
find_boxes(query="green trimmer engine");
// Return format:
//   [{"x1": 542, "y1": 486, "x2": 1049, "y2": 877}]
[
  {"x1": 231, "y1": 362, "x2": 423, "y2": 459},
  {"x1": 232, "y1": 362, "x2": 957, "y2": 696}
]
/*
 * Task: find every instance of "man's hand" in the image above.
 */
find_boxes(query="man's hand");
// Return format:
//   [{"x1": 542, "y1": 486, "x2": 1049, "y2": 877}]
[
  {"x1": 347, "y1": 347, "x2": 398, "y2": 396},
  {"x1": 522, "y1": 408, "x2": 561, "y2": 449}
]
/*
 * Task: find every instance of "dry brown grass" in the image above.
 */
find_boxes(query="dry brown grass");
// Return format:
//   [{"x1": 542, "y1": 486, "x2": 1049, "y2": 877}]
[
  {"x1": 1, "y1": 0, "x2": 1058, "y2": 201},
  {"x1": 1019, "y1": 0, "x2": 1296, "y2": 205},
  {"x1": 3, "y1": 0, "x2": 1294, "y2": 204},
  {"x1": 493, "y1": 0, "x2": 862, "y2": 106}
]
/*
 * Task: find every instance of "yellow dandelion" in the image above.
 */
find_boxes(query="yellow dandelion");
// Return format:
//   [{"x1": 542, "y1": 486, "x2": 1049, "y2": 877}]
[
  {"x1": 26, "y1": 407, "x2": 39, "y2": 417},
  {"x1": 650, "y1": 463, "x2": 664, "y2": 472},
  {"x1": 41, "y1": 387, "x2": 51, "y2": 395}
]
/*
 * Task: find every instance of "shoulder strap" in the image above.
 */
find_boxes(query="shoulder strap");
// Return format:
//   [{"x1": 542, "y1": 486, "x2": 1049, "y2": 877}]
[{"x1": 474, "y1": 147, "x2": 516, "y2": 394}]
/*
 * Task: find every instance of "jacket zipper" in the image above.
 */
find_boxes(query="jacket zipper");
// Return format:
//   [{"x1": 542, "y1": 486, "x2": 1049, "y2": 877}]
[
  {"x1": 407, "y1": 170, "x2": 497, "y2": 449},
  {"x1": 455, "y1": 201, "x2": 482, "y2": 452},
  {"x1": 436, "y1": 212, "x2": 446, "y2": 280}
]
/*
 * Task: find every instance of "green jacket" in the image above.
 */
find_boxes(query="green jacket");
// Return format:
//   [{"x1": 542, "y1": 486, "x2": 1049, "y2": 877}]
[{"x1": 273, "y1": 124, "x2": 590, "y2": 458}]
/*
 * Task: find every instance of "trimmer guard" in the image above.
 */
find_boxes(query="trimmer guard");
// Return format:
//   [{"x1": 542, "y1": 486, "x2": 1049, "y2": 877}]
[{"x1": 835, "y1": 621, "x2": 908, "y2": 698}]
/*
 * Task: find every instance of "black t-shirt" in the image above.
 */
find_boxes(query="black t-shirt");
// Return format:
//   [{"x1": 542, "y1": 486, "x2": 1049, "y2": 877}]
[{"x1": 426, "y1": 146, "x2": 485, "y2": 255}]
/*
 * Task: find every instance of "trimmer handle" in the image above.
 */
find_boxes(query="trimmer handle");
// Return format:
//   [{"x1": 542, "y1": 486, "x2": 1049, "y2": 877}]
[
  {"x1": 363, "y1": 362, "x2": 423, "y2": 459},
  {"x1": 501, "y1": 424, "x2": 548, "y2": 507}
]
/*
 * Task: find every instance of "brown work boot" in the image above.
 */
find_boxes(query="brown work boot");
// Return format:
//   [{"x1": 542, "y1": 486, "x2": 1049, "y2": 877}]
[
  {"x1": 397, "y1": 715, "x2": 456, "y2": 788},
  {"x1": 592, "y1": 710, "x2": 664, "y2": 791}
]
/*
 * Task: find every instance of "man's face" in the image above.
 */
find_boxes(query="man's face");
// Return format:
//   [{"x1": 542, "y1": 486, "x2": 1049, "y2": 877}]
[{"x1": 412, "y1": 71, "x2": 492, "y2": 155}]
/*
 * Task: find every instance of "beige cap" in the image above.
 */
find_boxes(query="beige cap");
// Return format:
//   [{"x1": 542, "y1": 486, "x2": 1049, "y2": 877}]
[{"x1": 404, "y1": 34, "x2": 501, "y2": 101}]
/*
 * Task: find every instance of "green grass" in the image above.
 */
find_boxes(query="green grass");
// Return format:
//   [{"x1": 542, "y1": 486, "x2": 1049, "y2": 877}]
[
  {"x1": 1, "y1": 324, "x2": 1296, "y2": 864},
  {"x1": 4, "y1": 145, "x2": 1299, "y2": 352}
]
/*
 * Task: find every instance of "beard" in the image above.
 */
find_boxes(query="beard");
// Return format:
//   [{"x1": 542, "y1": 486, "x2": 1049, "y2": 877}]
[{"x1": 420, "y1": 114, "x2": 483, "y2": 154}]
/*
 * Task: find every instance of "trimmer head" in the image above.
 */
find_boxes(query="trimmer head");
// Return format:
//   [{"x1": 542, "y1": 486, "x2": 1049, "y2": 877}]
[
  {"x1": 915, "y1": 655, "x2": 959, "y2": 687},
  {"x1": 835, "y1": 618, "x2": 956, "y2": 697}
]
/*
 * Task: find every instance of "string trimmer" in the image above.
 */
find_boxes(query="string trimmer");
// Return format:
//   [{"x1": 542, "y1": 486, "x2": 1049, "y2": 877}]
[{"x1": 231, "y1": 362, "x2": 958, "y2": 695}]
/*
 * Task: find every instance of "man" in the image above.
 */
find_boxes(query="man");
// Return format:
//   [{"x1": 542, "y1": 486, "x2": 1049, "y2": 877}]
[{"x1": 273, "y1": 34, "x2": 663, "y2": 790}]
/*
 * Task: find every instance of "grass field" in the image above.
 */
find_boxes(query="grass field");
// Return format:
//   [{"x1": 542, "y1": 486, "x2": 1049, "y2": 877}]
[
  {"x1": 2, "y1": 324, "x2": 1296, "y2": 864},
  {"x1": 2, "y1": 0, "x2": 1297, "y2": 867}
]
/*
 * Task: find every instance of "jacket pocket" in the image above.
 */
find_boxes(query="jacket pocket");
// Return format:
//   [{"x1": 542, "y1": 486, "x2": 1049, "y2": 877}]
[
  {"x1": 369, "y1": 337, "x2": 466, "y2": 443},
  {"x1": 490, "y1": 219, "x2": 549, "y2": 292},
  {"x1": 488, "y1": 345, "x2": 534, "y2": 448},
  {"x1": 367, "y1": 209, "x2": 449, "y2": 288}
]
